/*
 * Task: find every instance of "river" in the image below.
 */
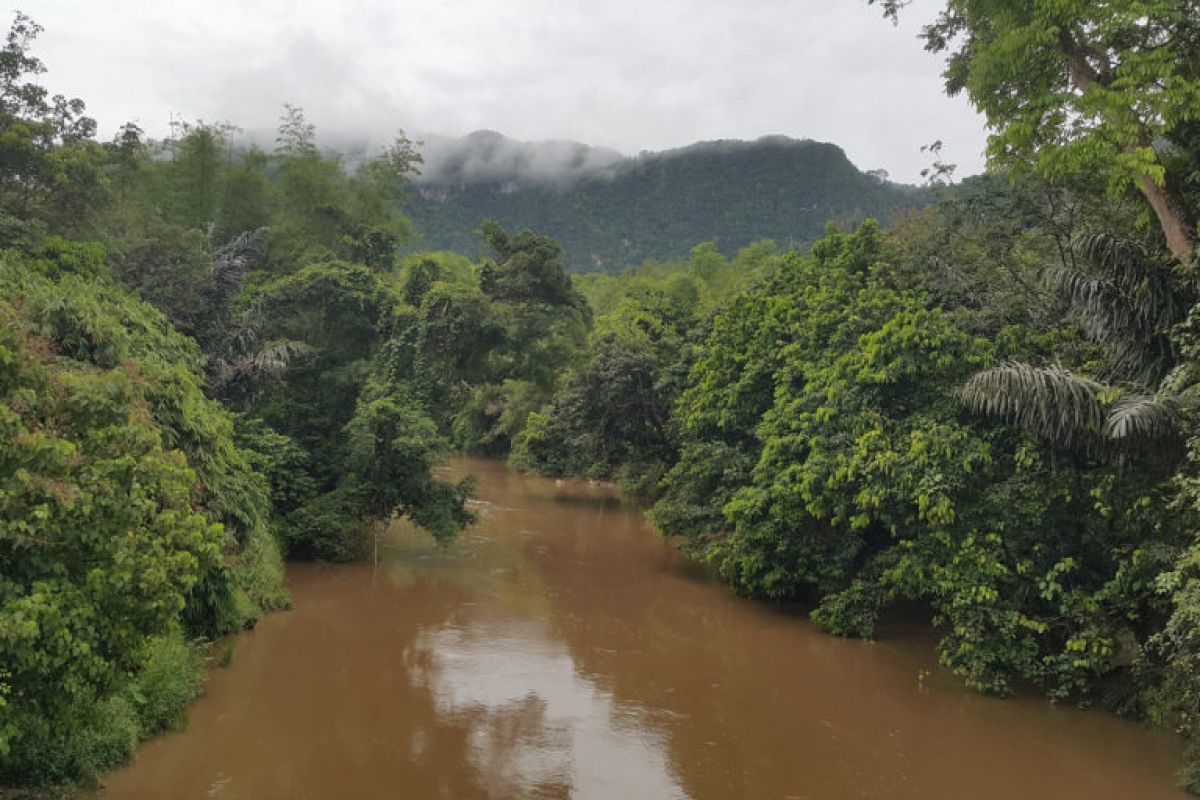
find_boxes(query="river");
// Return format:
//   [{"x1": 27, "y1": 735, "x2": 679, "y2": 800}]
[{"x1": 93, "y1": 459, "x2": 1187, "y2": 799}]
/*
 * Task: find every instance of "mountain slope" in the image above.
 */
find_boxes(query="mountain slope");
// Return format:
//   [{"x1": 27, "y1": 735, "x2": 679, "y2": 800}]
[{"x1": 404, "y1": 133, "x2": 929, "y2": 273}]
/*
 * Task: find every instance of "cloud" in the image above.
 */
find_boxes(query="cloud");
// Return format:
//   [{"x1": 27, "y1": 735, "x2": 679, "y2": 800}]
[
  {"x1": 22, "y1": 0, "x2": 987, "y2": 183},
  {"x1": 413, "y1": 131, "x2": 624, "y2": 187}
]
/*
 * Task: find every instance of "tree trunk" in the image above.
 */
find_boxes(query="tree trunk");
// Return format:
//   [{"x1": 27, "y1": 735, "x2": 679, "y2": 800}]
[{"x1": 1133, "y1": 171, "x2": 1196, "y2": 266}]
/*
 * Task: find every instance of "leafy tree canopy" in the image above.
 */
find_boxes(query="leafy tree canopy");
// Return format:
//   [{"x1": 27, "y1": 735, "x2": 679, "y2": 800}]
[{"x1": 872, "y1": 0, "x2": 1200, "y2": 263}]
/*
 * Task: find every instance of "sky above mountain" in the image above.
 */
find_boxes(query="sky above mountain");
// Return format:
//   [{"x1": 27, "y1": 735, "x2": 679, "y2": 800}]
[{"x1": 24, "y1": 0, "x2": 987, "y2": 184}]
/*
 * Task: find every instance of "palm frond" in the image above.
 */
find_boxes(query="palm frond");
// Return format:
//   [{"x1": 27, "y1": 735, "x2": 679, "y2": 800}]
[
  {"x1": 1034, "y1": 232, "x2": 1185, "y2": 386},
  {"x1": 1101, "y1": 395, "x2": 1178, "y2": 442},
  {"x1": 962, "y1": 362, "x2": 1179, "y2": 459},
  {"x1": 241, "y1": 339, "x2": 311, "y2": 378},
  {"x1": 1103, "y1": 335, "x2": 1177, "y2": 388},
  {"x1": 227, "y1": 299, "x2": 266, "y2": 355},
  {"x1": 960, "y1": 363, "x2": 1105, "y2": 449},
  {"x1": 1040, "y1": 266, "x2": 1150, "y2": 344},
  {"x1": 1071, "y1": 231, "x2": 1184, "y2": 329},
  {"x1": 210, "y1": 228, "x2": 268, "y2": 306},
  {"x1": 1073, "y1": 232, "x2": 1146, "y2": 281},
  {"x1": 208, "y1": 339, "x2": 311, "y2": 397}
]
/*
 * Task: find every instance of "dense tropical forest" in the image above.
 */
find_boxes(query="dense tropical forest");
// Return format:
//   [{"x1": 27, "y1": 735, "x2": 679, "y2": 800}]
[
  {"x1": 3, "y1": 0, "x2": 1200, "y2": 795},
  {"x1": 403, "y1": 132, "x2": 926, "y2": 271}
]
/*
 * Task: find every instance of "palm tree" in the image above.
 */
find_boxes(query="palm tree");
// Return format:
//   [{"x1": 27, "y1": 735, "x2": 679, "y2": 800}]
[
  {"x1": 960, "y1": 232, "x2": 1194, "y2": 456},
  {"x1": 207, "y1": 325, "x2": 311, "y2": 401},
  {"x1": 198, "y1": 228, "x2": 311, "y2": 401}
]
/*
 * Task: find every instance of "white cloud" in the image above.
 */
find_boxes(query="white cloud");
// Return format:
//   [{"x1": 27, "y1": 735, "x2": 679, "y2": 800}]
[{"x1": 20, "y1": 0, "x2": 987, "y2": 183}]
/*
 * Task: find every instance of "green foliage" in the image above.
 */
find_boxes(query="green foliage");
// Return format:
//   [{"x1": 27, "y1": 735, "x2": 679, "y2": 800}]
[
  {"x1": 1, "y1": 629, "x2": 205, "y2": 786},
  {"x1": 402, "y1": 256, "x2": 441, "y2": 306},
  {"x1": 0, "y1": 246, "x2": 276, "y2": 783},
  {"x1": 515, "y1": 323, "x2": 676, "y2": 486},
  {"x1": 239, "y1": 258, "x2": 476, "y2": 559},
  {"x1": 516, "y1": 237, "x2": 788, "y2": 490},
  {"x1": 387, "y1": 222, "x2": 593, "y2": 457},
  {"x1": 127, "y1": 632, "x2": 205, "y2": 735},
  {"x1": 4, "y1": 695, "x2": 140, "y2": 787},
  {"x1": 452, "y1": 380, "x2": 543, "y2": 456},
  {"x1": 234, "y1": 415, "x2": 317, "y2": 516},
  {"x1": 959, "y1": 232, "x2": 1191, "y2": 463},
  {"x1": 344, "y1": 380, "x2": 475, "y2": 542},
  {"x1": 229, "y1": 516, "x2": 291, "y2": 621},
  {"x1": 574, "y1": 238, "x2": 779, "y2": 317},
  {"x1": 283, "y1": 485, "x2": 368, "y2": 562},
  {"x1": 479, "y1": 221, "x2": 582, "y2": 307},
  {"x1": 873, "y1": 0, "x2": 1200, "y2": 261},
  {"x1": 261, "y1": 106, "x2": 421, "y2": 270},
  {"x1": 655, "y1": 221, "x2": 1192, "y2": 703},
  {"x1": 1148, "y1": 311, "x2": 1200, "y2": 791},
  {"x1": 105, "y1": 222, "x2": 214, "y2": 338}
]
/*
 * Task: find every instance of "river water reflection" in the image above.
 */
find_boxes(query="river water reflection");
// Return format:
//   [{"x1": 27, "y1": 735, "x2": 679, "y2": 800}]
[{"x1": 94, "y1": 459, "x2": 1186, "y2": 799}]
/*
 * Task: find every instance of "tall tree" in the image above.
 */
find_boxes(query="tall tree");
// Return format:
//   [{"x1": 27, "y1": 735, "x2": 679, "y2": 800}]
[
  {"x1": 0, "y1": 12, "x2": 104, "y2": 235},
  {"x1": 873, "y1": 0, "x2": 1200, "y2": 264}
]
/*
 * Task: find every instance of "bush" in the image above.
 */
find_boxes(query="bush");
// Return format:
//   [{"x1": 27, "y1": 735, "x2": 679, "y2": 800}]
[
  {"x1": 233, "y1": 523, "x2": 292, "y2": 619},
  {"x1": 1, "y1": 632, "x2": 206, "y2": 786},
  {"x1": 283, "y1": 486, "x2": 369, "y2": 561},
  {"x1": 2, "y1": 696, "x2": 139, "y2": 786},
  {"x1": 128, "y1": 632, "x2": 206, "y2": 735}
]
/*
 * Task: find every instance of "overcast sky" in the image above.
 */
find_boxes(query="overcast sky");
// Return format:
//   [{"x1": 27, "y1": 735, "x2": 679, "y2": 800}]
[{"x1": 22, "y1": 0, "x2": 987, "y2": 183}]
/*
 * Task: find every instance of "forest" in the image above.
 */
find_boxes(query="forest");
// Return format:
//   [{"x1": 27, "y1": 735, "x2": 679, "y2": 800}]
[
  {"x1": 403, "y1": 133, "x2": 926, "y2": 272},
  {"x1": 3, "y1": 0, "x2": 1200, "y2": 795}
]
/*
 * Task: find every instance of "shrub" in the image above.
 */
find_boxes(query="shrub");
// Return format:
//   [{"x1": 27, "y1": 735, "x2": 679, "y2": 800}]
[{"x1": 127, "y1": 632, "x2": 205, "y2": 735}]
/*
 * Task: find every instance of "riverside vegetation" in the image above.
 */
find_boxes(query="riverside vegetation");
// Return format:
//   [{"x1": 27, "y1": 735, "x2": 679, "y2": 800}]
[{"x1": 3, "y1": 0, "x2": 1200, "y2": 794}]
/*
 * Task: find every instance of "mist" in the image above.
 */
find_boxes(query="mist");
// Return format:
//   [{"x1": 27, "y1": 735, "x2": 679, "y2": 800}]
[{"x1": 413, "y1": 131, "x2": 625, "y2": 187}]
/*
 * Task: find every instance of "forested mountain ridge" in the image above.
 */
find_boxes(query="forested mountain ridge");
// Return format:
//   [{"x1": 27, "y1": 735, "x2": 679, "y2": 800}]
[{"x1": 404, "y1": 132, "x2": 927, "y2": 272}]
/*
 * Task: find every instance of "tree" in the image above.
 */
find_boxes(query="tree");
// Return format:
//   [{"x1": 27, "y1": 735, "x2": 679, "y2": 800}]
[
  {"x1": 166, "y1": 121, "x2": 235, "y2": 228},
  {"x1": 351, "y1": 131, "x2": 423, "y2": 216},
  {"x1": 274, "y1": 103, "x2": 317, "y2": 157},
  {"x1": 106, "y1": 122, "x2": 147, "y2": 203},
  {"x1": 514, "y1": 331, "x2": 675, "y2": 481},
  {"x1": 652, "y1": 222, "x2": 1191, "y2": 703},
  {"x1": 241, "y1": 260, "x2": 478, "y2": 561},
  {"x1": 479, "y1": 220, "x2": 583, "y2": 308},
  {"x1": 873, "y1": 0, "x2": 1200, "y2": 264},
  {"x1": 402, "y1": 257, "x2": 440, "y2": 306},
  {"x1": 343, "y1": 383, "x2": 475, "y2": 565},
  {"x1": 0, "y1": 13, "x2": 104, "y2": 235},
  {"x1": 215, "y1": 146, "x2": 272, "y2": 241},
  {"x1": 512, "y1": 280, "x2": 698, "y2": 490}
]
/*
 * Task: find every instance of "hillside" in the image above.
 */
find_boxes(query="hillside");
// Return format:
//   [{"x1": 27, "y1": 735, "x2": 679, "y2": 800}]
[{"x1": 403, "y1": 132, "x2": 929, "y2": 273}]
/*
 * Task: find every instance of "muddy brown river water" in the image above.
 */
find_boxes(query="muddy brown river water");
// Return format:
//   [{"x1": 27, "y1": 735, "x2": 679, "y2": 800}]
[{"x1": 94, "y1": 459, "x2": 1187, "y2": 799}]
